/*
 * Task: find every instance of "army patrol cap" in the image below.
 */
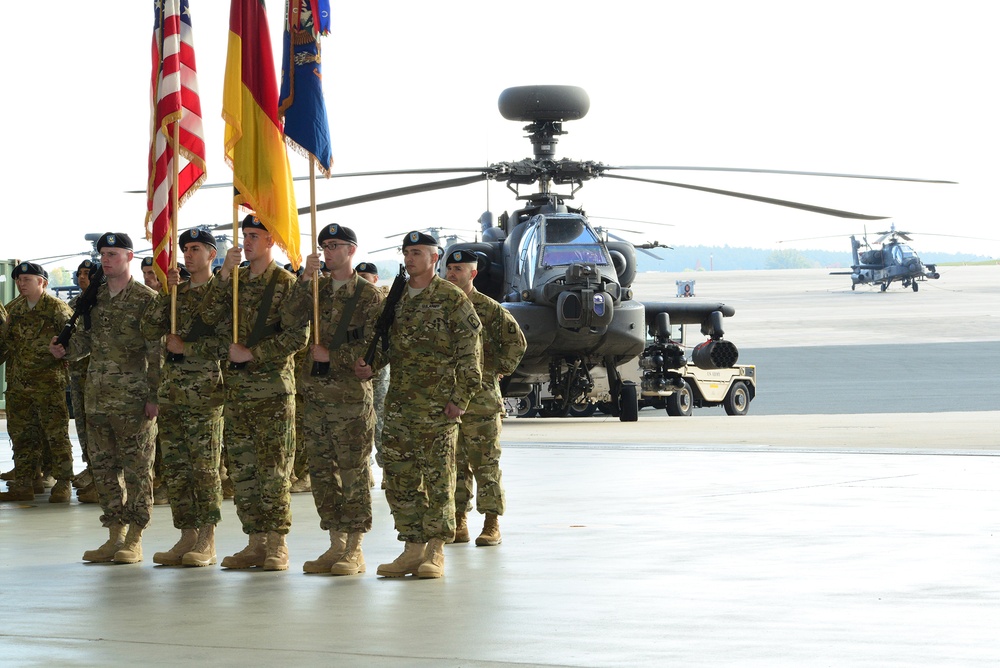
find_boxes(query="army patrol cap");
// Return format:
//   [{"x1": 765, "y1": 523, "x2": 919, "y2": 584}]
[
  {"x1": 12, "y1": 261, "x2": 47, "y2": 280},
  {"x1": 318, "y1": 223, "x2": 357, "y2": 245},
  {"x1": 401, "y1": 230, "x2": 438, "y2": 248},
  {"x1": 355, "y1": 262, "x2": 378, "y2": 275},
  {"x1": 178, "y1": 228, "x2": 217, "y2": 249},
  {"x1": 445, "y1": 249, "x2": 479, "y2": 266},
  {"x1": 140, "y1": 257, "x2": 155, "y2": 268},
  {"x1": 95, "y1": 232, "x2": 134, "y2": 251}
]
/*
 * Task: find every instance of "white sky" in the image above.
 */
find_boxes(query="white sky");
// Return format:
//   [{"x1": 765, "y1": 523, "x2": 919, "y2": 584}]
[{"x1": 2, "y1": 0, "x2": 997, "y2": 274}]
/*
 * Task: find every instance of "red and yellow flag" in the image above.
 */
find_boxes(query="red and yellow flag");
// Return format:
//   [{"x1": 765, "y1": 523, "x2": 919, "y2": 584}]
[{"x1": 223, "y1": 0, "x2": 301, "y2": 269}]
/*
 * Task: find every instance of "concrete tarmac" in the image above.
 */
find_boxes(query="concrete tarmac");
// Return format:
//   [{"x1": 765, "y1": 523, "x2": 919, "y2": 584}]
[{"x1": 1, "y1": 266, "x2": 998, "y2": 666}]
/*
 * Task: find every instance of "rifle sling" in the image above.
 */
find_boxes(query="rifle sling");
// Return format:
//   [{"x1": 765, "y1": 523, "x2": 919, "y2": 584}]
[
  {"x1": 245, "y1": 269, "x2": 282, "y2": 348},
  {"x1": 327, "y1": 277, "x2": 363, "y2": 350}
]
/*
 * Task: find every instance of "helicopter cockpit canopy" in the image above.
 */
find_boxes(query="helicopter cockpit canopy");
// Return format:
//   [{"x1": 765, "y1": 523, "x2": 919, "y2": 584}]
[
  {"x1": 890, "y1": 243, "x2": 918, "y2": 264},
  {"x1": 537, "y1": 215, "x2": 610, "y2": 268}
]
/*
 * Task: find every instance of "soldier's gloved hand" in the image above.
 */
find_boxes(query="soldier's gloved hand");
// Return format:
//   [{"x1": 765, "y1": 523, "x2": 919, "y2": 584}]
[
  {"x1": 229, "y1": 343, "x2": 253, "y2": 364},
  {"x1": 165, "y1": 333, "x2": 185, "y2": 355},
  {"x1": 311, "y1": 344, "x2": 330, "y2": 363},
  {"x1": 354, "y1": 358, "x2": 373, "y2": 381}
]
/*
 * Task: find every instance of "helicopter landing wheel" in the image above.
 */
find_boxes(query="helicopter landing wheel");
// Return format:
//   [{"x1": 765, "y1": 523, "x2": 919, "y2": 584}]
[
  {"x1": 851, "y1": 284, "x2": 856, "y2": 291},
  {"x1": 619, "y1": 382, "x2": 639, "y2": 422},
  {"x1": 912, "y1": 281, "x2": 919, "y2": 292},
  {"x1": 880, "y1": 283, "x2": 888, "y2": 292}
]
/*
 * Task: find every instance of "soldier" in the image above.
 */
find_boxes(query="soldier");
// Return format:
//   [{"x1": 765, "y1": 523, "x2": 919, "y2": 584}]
[
  {"x1": 355, "y1": 261, "x2": 389, "y2": 483},
  {"x1": 0, "y1": 262, "x2": 75, "y2": 503},
  {"x1": 444, "y1": 250, "x2": 526, "y2": 545},
  {"x1": 354, "y1": 231, "x2": 482, "y2": 579},
  {"x1": 140, "y1": 256, "x2": 162, "y2": 293},
  {"x1": 49, "y1": 233, "x2": 160, "y2": 564},
  {"x1": 199, "y1": 215, "x2": 308, "y2": 571},
  {"x1": 140, "y1": 229, "x2": 226, "y2": 567},
  {"x1": 69, "y1": 260, "x2": 99, "y2": 503},
  {"x1": 289, "y1": 225, "x2": 383, "y2": 575}
]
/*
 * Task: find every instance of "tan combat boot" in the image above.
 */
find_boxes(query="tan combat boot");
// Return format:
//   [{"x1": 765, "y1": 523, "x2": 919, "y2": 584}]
[
  {"x1": 450, "y1": 511, "x2": 470, "y2": 544},
  {"x1": 114, "y1": 525, "x2": 145, "y2": 563},
  {"x1": 82, "y1": 523, "x2": 126, "y2": 563},
  {"x1": 303, "y1": 530, "x2": 347, "y2": 574},
  {"x1": 77, "y1": 483, "x2": 99, "y2": 504},
  {"x1": 476, "y1": 513, "x2": 502, "y2": 546},
  {"x1": 330, "y1": 533, "x2": 366, "y2": 576},
  {"x1": 0, "y1": 483, "x2": 35, "y2": 502},
  {"x1": 417, "y1": 538, "x2": 446, "y2": 578},
  {"x1": 221, "y1": 533, "x2": 267, "y2": 569},
  {"x1": 182, "y1": 525, "x2": 217, "y2": 567},
  {"x1": 263, "y1": 531, "x2": 289, "y2": 571},
  {"x1": 377, "y1": 542, "x2": 426, "y2": 577},
  {"x1": 49, "y1": 480, "x2": 72, "y2": 503},
  {"x1": 153, "y1": 528, "x2": 198, "y2": 566}
]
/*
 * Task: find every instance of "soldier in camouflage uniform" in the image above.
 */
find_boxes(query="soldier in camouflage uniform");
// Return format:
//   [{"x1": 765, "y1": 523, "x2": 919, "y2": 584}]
[
  {"x1": 69, "y1": 260, "x2": 98, "y2": 503},
  {"x1": 355, "y1": 231, "x2": 482, "y2": 579},
  {"x1": 0, "y1": 262, "x2": 75, "y2": 503},
  {"x1": 50, "y1": 233, "x2": 160, "y2": 564},
  {"x1": 199, "y1": 215, "x2": 308, "y2": 571},
  {"x1": 444, "y1": 250, "x2": 527, "y2": 546},
  {"x1": 141, "y1": 229, "x2": 226, "y2": 568},
  {"x1": 356, "y1": 261, "x2": 389, "y2": 480},
  {"x1": 288, "y1": 225, "x2": 383, "y2": 575}
]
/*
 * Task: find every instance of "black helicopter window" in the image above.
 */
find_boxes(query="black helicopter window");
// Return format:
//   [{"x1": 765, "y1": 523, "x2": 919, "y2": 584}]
[{"x1": 540, "y1": 217, "x2": 608, "y2": 267}]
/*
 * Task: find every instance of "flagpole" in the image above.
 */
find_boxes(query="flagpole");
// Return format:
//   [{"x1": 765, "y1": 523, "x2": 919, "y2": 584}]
[
  {"x1": 170, "y1": 120, "x2": 179, "y2": 334},
  {"x1": 232, "y1": 201, "x2": 239, "y2": 344},
  {"x1": 310, "y1": 160, "x2": 320, "y2": 345}
]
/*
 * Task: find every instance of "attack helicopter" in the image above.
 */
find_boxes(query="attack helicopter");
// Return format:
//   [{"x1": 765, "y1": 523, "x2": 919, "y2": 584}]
[
  {"x1": 832, "y1": 224, "x2": 939, "y2": 292},
  {"x1": 299, "y1": 85, "x2": 953, "y2": 421}
]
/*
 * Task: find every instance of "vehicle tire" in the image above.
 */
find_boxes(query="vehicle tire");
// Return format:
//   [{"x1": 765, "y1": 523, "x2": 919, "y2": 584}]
[
  {"x1": 912, "y1": 281, "x2": 919, "y2": 292},
  {"x1": 619, "y1": 382, "x2": 639, "y2": 422},
  {"x1": 880, "y1": 283, "x2": 888, "y2": 292},
  {"x1": 723, "y1": 381, "x2": 751, "y2": 416},
  {"x1": 568, "y1": 401, "x2": 597, "y2": 417},
  {"x1": 513, "y1": 389, "x2": 539, "y2": 418},
  {"x1": 664, "y1": 381, "x2": 693, "y2": 417}
]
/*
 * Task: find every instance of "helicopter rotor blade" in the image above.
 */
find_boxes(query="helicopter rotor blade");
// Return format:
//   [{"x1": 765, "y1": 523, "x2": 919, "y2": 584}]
[
  {"x1": 602, "y1": 165, "x2": 957, "y2": 185},
  {"x1": 304, "y1": 174, "x2": 489, "y2": 215},
  {"x1": 587, "y1": 215, "x2": 675, "y2": 228},
  {"x1": 602, "y1": 173, "x2": 889, "y2": 220},
  {"x1": 124, "y1": 167, "x2": 490, "y2": 194}
]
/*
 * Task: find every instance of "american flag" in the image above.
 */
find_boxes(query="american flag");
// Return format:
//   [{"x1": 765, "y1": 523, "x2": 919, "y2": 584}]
[{"x1": 146, "y1": 0, "x2": 206, "y2": 289}]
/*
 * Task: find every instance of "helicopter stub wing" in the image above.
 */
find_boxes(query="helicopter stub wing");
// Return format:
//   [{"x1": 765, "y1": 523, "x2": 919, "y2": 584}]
[{"x1": 642, "y1": 301, "x2": 735, "y2": 326}]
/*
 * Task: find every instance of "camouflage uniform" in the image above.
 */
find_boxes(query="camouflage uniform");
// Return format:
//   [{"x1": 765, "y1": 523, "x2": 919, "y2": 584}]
[
  {"x1": 200, "y1": 261, "x2": 308, "y2": 536},
  {"x1": 67, "y1": 278, "x2": 159, "y2": 528},
  {"x1": 141, "y1": 278, "x2": 226, "y2": 529},
  {"x1": 455, "y1": 289, "x2": 527, "y2": 517},
  {"x1": 287, "y1": 274, "x2": 383, "y2": 533},
  {"x1": 0, "y1": 293, "x2": 75, "y2": 489},
  {"x1": 67, "y1": 297, "x2": 91, "y2": 467},
  {"x1": 371, "y1": 284, "x2": 391, "y2": 468},
  {"x1": 375, "y1": 275, "x2": 482, "y2": 543},
  {"x1": 291, "y1": 346, "x2": 309, "y2": 484}
]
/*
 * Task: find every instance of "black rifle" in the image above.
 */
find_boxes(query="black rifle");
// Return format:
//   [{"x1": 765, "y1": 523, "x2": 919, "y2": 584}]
[
  {"x1": 363, "y1": 264, "x2": 407, "y2": 367},
  {"x1": 55, "y1": 265, "x2": 105, "y2": 348}
]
